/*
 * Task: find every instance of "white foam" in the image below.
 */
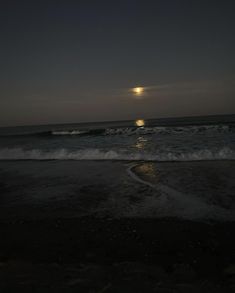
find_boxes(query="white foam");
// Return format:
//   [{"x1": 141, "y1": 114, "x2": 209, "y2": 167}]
[
  {"x1": 52, "y1": 130, "x2": 89, "y2": 135},
  {"x1": 47, "y1": 124, "x2": 233, "y2": 136},
  {"x1": 126, "y1": 164, "x2": 235, "y2": 221},
  {"x1": 0, "y1": 147, "x2": 234, "y2": 161},
  {"x1": 104, "y1": 124, "x2": 231, "y2": 136}
]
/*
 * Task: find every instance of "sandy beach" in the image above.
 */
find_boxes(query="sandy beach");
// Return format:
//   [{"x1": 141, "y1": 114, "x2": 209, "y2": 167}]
[{"x1": 0, "y1": 160, "x2": 235, "y2": 292}]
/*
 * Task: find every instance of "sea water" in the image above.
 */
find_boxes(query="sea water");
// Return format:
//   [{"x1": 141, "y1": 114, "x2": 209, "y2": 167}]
[
  {"x1": 0, "y1": 115, "x2": 234, "y2": 161},
  {"x1": 0, "y1": 115, "x2": 235, "y2": 221}
]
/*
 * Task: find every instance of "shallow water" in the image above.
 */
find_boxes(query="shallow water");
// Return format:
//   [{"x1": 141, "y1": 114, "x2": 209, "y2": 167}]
[
  {"x1": 0, "y1": 160, "x2": 234, "y2": 222},
  {"x1": 0, "y1": 116, "x2": 234, "y2": 222}
]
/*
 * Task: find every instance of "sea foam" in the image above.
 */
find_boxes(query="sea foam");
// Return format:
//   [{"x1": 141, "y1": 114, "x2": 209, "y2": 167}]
[{"x1": 0, "y1": 147, "x2": 234, "y2": 161}]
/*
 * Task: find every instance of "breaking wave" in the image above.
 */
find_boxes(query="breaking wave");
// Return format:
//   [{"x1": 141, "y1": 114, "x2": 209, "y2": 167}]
[
  {"x1": 104, "y1": 124, "x2": 232, "y2": 136},
  {"x1": 51, "y1": 129, "x2": 105, "y2": 136},
  {"x1": 0, "y1": 124, "x2": 233, "y2": 137},
  {"x1": 0, "y1": 147, "x2": 234, "y2": 161},
  {"x1": 52, "y1": 130, "x2": 89, "y2": 135},
  {"x1": 51, "y1": 124, "x2": 233, "y2": 136}
]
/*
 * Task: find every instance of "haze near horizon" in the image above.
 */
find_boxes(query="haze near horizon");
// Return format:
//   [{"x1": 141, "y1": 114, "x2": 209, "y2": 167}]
[{"x1": 1, "y1": 0, "x2": 235, "y2": 127}]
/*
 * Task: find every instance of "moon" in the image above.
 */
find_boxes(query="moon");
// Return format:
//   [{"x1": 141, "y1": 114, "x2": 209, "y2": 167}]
[{"x1": 132, "y1": 87, "x2": 144, "y2": 96}]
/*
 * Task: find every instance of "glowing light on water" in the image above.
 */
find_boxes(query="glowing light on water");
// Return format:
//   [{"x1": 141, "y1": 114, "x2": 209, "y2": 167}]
[
  {"x1": 135, "y1": 119, "x2": 145, "y2": 127},
  {"x1": 135, "y1": 136, "x2": 148, "y2": 150}
]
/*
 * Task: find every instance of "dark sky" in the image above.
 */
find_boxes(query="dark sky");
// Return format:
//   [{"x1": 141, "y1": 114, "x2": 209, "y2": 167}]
[{"x1": 0, "y1": 0, "x2": 235, "y2": 126}]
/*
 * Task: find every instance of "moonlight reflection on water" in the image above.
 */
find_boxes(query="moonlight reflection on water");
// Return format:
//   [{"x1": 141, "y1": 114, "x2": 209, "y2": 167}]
[{"x1": 135, "y1": 119, "x2": 145, "y2": 127}]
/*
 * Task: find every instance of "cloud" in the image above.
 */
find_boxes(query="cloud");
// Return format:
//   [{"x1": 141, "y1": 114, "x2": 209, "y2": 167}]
[{"x1": 127, "y1": 77, "x2": 235, "y2": 99}]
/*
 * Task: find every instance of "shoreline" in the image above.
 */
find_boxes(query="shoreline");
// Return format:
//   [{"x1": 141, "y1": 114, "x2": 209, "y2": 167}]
[
  {"x1": 0, "y1": 160, "x2": 234, "y2": 291},
  {"x1": 0, "y1": 160, "x2": 234, "y2": 221}
]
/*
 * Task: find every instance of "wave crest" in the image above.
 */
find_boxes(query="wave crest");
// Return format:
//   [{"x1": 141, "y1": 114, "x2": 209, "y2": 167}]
[
  {"x1": 52, "y1": 130, "x2": 92, "y2": 136},
  {"x1": 104, "y1": 125, "x2": 232, "y2": 136},
  {"x1": 0, "y1": 147, "x2": 234, "y2": 161},
  {"x1": 0, "y1": 124, "x2": 232, "y2": 137},
  {"x1": 51, "y1": 124, "x2": 233, "y2": 136}
]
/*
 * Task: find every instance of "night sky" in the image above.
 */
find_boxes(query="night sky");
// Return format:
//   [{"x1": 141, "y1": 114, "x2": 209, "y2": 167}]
[{"x1": 1, "y1": 0, "x2": 235, "y2": 126}]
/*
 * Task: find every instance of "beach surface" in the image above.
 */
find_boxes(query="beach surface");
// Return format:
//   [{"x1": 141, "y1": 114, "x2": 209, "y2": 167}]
[{"x1": 0, "y1": 160, "x2": 235, "y2": 292}]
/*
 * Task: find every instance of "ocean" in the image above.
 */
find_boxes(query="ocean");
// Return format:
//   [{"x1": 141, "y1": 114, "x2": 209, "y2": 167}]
[
  {"x1": 1, "y1": 115, "x2": 235, "y2": 291},
  {"x1": 0, "y1": 114, "x2": 234, "y2": 222},
  {"x1": 0, "y1": 114, "x2": 235, "y2": 161}
]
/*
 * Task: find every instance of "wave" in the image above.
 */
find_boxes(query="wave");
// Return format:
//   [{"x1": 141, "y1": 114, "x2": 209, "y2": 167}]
[
  {"x1": 51, "y1": 129, "x2": 105, "y2": 136},
  {"x1": 104, "y1": 124, "x2": 232, "y2": 136},
  {"x1": 126, "y1": 164, "x2": 235, "y2": 221},
  {"x1": 0, "y1": 147, "x2": 234, "y2": 161},
  {"x1": 46, "y1": 124, "x2": 234, "y2": 136},
  {"x1": 0, "y1": 129, "x2": 105, "y2": 137},
  {"x1": 52, "y1": 130, "x2": 89, "y2": 135},
  {"x1": 0, "y1": 124, "x2": 233, "y2": 137}
]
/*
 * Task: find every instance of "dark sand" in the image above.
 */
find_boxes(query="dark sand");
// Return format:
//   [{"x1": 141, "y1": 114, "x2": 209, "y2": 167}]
[{"x1": 0, "y1": 160, "x2": 235, "y2": 292}]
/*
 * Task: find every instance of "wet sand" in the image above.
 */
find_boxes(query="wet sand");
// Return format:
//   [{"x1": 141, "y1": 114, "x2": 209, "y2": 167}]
[{"x1": 0, "y1": 160, "x2": 235, "y2": 292}]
